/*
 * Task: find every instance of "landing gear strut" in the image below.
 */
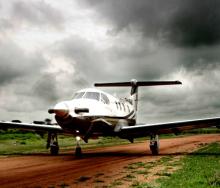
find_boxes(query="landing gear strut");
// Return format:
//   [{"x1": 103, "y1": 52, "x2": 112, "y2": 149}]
[
  {"x1": 75, "y1": 136, "x2": 82, "y2": 157},
  {"x1": 149, "y1": 134, "x2": 159, "y2": 155},
  {"x1": 47, "y1": 132, "x2": 59, "y2": 155}
]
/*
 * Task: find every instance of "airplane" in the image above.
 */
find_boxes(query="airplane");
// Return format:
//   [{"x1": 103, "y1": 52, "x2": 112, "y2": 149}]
[{"x1": 1, "y1": 79, "x2": 220, "y2": 156}]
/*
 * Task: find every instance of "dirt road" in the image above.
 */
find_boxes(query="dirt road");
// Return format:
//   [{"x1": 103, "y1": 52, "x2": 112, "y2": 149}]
[{"x1": 0, "y1": 134, "x2": 219, "y2": 188}]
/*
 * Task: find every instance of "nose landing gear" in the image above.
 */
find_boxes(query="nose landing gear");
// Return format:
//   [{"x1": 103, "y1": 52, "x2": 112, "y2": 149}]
[{"x1": 75, "y1": 136, "x2": 82, "y2": 157}]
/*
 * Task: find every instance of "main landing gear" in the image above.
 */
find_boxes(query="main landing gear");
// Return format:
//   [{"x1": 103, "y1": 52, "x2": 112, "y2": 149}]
[
  {"x1": 47, "y1": 132, "x2": 83, "y2": 157},
  {"x1": 47, "y1": 133, "x2": 59, "y2": 155},
  {"x1": 149, "y1": 134, "x2": 159, "y2": 155}
]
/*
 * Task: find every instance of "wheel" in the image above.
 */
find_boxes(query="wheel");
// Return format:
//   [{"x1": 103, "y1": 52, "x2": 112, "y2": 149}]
[
  {"x1": 150, "y1": 141, "x2": 159, "y2": 155},
  {"x1": 75, "y1": 146, "x2": 82, "y2": 157},
  {"x1": 50, "y1": 142, "x2": 59, "y2": 155}
]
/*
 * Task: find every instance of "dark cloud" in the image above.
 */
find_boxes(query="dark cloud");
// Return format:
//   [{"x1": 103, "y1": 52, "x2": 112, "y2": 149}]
[
  {"x1": 81, "y1": 0, "x2": 220, "y2": 47},
  {"x1": 169, "y1": 0, "x2": 220, "y2": 47},
  {"x1": 178, "y1": 46, "x2": 220, "y2": 69},
  {"x1": 138, "y1": 65, "x2": 220, "y2": 123},
  {"x1": 12, "y1": 1, "x2": 64, "y2": 29},
  {"x1": 1, "y1": 0, "x2": 220, "y2": 124},
  {"x1": 79, "y1": 0, "x2": 220, "y2": 84},
  {"x1": 32, "y1": 70, "x2": 89, "y2": 105},
  {"x1": 106, "y1": 39, "x2": 180, "y2": 80},
  {"x1": 0, "y1": 38, "x2": 45, "y2": 85},
  {"x1": 53, "y1": 35, "x2": 107, "y2": 82},
  {"x1": 32, "y1": 74, "x2": 59, "y2": 103},
  {"x1": 53, "y1": 34, "x2": 181, "y2": 84}
]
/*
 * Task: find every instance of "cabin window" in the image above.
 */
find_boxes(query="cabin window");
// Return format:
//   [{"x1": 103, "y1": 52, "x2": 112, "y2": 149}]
[
  {"x1": 122, "y1": 103, "x2": 126, "y2": 111},
  {"x1": 119, "y1": 102, "x2": 122, "y2": 110},
  {"x1": 83, "y1": 92, "x2": 100, "y2": 101},
  {"x1": 115, "y1": 102, "x2": 118, "y2": 109},
  {"x1": 101, "y1": 93, "x2": 110, "y2": 104},
  {"x1": 74, "y1": 92, "x2": 85, "y2": 99},
  {"x1": 127, "y1": 105, "x2": 130, "y2": 113}
]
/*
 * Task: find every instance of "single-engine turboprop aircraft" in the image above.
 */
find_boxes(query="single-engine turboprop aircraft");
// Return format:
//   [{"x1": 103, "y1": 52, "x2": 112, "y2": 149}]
[{"x1": 1, "y1": 79, "x2": 220, "y2": 156}]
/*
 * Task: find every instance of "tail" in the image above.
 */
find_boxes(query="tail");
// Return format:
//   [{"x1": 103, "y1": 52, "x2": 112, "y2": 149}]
[{"x1": 95, "y1": 79, "x2": 181, "y2": 121}]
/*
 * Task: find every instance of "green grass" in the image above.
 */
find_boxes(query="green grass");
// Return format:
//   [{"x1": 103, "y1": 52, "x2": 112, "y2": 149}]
[
  {"x1": 131, "y1": 181, "x2": 154, "y2": 188},
  {"x1": 0, "y1": 130, "x2": 47, "y2": 155},
  {"x1": 156, "y1": 142, "x2": 220, "y2": 188},
  {"x1": 0, "y1": 128, "x2": 219, "y2": 155},
  {"x1": 123, "y1": 142, "x2": 220, "y2": 188},
  {"x1": 0, "y1": 130, "x2": 136, "y2": 155},
  {"x1": 0, "y1": 129, "x2": 183, "y2": 155},
  {"x1": 109, "y1": 180, "x2": 123, "y2": 187}
]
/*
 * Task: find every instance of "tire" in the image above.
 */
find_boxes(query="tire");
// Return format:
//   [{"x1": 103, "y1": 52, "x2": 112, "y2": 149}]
[
  {"x1": 75, "y1": 147, "x2": 82, "y2": 157},
  {"x1": 150, "y1": 142, "x2": 159, "y2": 155},
  {"x1": 50, "y1": 142, "x2": 59, "y2": 155}
]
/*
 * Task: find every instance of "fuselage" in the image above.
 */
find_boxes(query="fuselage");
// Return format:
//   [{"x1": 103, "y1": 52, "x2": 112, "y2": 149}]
[{"x1": 50, "y1": 88, "x2": 136, "y2": 136}]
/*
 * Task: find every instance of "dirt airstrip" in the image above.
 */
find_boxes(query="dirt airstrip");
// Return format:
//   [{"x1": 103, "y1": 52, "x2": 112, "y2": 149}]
[{"x1": 0, "y1": 134, "x2": 220, "y2": 188}]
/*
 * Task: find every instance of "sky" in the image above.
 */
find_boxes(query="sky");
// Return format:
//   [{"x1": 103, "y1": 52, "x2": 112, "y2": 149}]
[{"x1": 0, "y1": 0, "x2": 220, "y2": 123}]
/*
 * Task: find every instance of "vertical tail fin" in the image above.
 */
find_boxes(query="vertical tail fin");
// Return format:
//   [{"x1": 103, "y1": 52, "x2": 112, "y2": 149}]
[{"x1": 95, "y1": 79, "x2": 181, "y2": 121}]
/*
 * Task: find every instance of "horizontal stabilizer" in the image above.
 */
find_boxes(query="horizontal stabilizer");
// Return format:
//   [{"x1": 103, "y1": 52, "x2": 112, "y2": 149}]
[{"x1": 95, "y1": 80, "x2": 182, "y2": 87}]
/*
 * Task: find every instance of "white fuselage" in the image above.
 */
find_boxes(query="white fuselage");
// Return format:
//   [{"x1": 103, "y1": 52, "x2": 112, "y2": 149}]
[{"x1": 51, "y1": 88, "x2": 135, "y2": 135}]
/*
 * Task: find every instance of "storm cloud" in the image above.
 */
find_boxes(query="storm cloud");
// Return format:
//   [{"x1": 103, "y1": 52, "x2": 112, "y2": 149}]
[
  {"x1": 12, "y1": 0, "x2": 65, "y2": 29},
  {"x1": 0, "y1": 0, "x2": 220, "y2": 123},
  {"x1": 0, "y1": 38, "x2": 45, "y2": 85},
  {"x1": 81, "y1": 0, "x2": 220, "y2": 47}
]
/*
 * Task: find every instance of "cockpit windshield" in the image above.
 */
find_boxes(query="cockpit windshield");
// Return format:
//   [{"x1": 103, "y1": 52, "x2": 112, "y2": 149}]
[
  {"x1": 73, "y1": 91, "x2": 100, "y2": 101},
  {"x1": 74, "y1": 92, "x2": 85, "y2": 99},
  {"x1": 83, "y1": 92, "x2": 100, "y2": 101}
]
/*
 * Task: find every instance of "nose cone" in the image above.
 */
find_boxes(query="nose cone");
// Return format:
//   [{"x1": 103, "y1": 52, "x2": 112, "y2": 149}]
[{"x1": 48, "y1": 102, "x2": 69, "y2": 118}]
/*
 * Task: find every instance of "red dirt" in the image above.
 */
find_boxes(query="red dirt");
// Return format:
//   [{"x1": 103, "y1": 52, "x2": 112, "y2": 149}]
[{"x1": 0, "y1": 134, "x2": 219, "y2": 188}]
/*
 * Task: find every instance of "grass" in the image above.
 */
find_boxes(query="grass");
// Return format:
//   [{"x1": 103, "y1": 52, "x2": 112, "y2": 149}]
[
  {"x1": 0, "y1": 129, "x2": 181, "y2": 155},
  {"x1": 125, "y1": 174, "x2": 136, "y2": 179},
  {"x1": 0, "y1": 128, "x2": 219, "y2": 188},
  {"x1": 0, "y1": 128, "x2": 219, "y2": 155},
  {"x1": 75, "y1": 176, "x2": 91, "y2": 182},
  {"x1": 155, "y1": 171, "x2": 172, "y2": 177},
  {"x1": 156, "y1": 142, "x2": 220, "y2": 188},
  {"x1": 109, "y1": 180, "x2": 123, "y2": 186},
  {"x1": 120, "y1": 142, "x2": 220, "y2": 188},
  {"x1": 0, "y1": 130, "x2": 47, "y2": 155},
  {"x1": 0, "y1": 130, "x2": 134, "y2": 155},
  {"x1": 93, "y1": 179, "x2": 105, "y2": 183},
  {"x1": 2, "y1": 129, "x2": 220, "y2": 187},
  {"x1": 131, "y1": 181, "x2": 154, "y2": 188}
]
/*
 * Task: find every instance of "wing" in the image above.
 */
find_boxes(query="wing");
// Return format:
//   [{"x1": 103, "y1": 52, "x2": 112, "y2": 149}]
[
  {"x1": 0, "y1": 121, "x2": 63, "y2": 133},
  {"x1": 118, "y1": 117, "x2": 220, "y2": 138}
]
